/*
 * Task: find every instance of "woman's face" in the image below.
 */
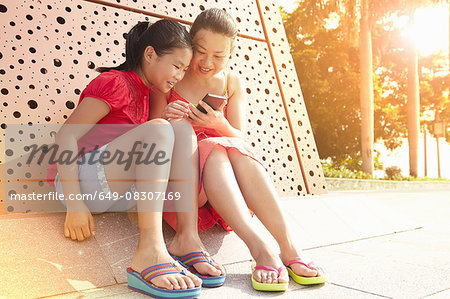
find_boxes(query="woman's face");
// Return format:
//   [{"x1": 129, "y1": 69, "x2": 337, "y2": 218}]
[
  {"x1": 190, "y1": 29, "x2": 233, "y2": 78},
  {"x1": 142, "y1": 47, "x2": 192, "y2": 93}
]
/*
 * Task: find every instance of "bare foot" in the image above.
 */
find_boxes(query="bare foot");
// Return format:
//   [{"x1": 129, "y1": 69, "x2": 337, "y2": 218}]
[
  {"x1": 252, "y1": 245, "x2": 289, "y2": 284},
  {"x1": 280, "y1": 247, "x2": 324, "y2": 278},
  {"x1": 130, "y1": 247, "x2": 202, "y2": 290},
  {"x1": 168, "y1": 232, "x2": 225, "y2": 277}
]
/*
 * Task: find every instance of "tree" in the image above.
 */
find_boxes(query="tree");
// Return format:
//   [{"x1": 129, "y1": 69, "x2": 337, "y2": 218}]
[
  {"x1": 401, "y1": 0, "x2": 447, "y2": 176},
  {"x1": 360, "y1": 0, "x2": 374, "y2": 174},
  {"x1": 406, "y1": 6, "x2": 421, "y2": 177},
  {"x1": 283, "y1": 2, "x2": 363, "y2": 167},
  {"x1": 284, "y1": 0, "x2": 399, "y2": 174},
  {"x1": 282, "y1": 0, "x2": 449, "y2": 172},
  {"x1": 373, "y1": 10, "x2": 449, "y2": 145}
]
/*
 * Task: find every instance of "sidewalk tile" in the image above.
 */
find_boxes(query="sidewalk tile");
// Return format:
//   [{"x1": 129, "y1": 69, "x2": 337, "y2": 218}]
[
  {"x1": 0, "y1": 213, "x2": 115, "y2": 298},
  {"x1": 91, "y1": 213, "x2": 139, "y2": 284},
  {"x1": 422, "y1": 289, "x2": 450, "y2": 299},
  {"x1": 309, "y1": 247, "x2": 450, "y2": 298}
]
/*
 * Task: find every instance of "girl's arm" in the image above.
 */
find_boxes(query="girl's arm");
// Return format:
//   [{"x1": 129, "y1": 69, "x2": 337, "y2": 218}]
[
  {"x1": 149, "y1": 90, "x2": 190, "y2": 120},
  {"x1": 148, "y1": 90, "x2": 169, "y2": 119},
  {"x1": 56, "y1": 97, "x2": 110, "y2": 241},
  {"x1": 56, "y1": 97, "x2": 110, "y2": 202}
]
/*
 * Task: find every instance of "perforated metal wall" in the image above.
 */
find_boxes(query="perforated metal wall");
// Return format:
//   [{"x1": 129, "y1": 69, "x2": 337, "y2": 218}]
[
  {"x1": 0, "y1": 0, "x2": 327, "y2": 213},
  {"x1": 257, "y1": 0, "x2": 327, "y2": 194}
]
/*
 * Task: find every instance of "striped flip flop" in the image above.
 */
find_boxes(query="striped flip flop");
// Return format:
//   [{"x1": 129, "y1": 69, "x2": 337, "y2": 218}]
[
  {"x1": 172, "y1": 251, "x2": 226, "y2": 287},
  {"x1": 127, "y1": 261, "x2": 201, "y2": 298}
]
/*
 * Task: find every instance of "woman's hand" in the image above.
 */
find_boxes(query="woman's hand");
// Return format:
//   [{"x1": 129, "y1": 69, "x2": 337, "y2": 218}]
[
  {"x1": 188, "y1": 100, "x2": 228, "y2": 130},
  {"x1": 64, "y1": 202, "x2": 95, "y2": 241},
  {"x1": 161, "y1": 100, "x2": 190, "y2": 120}
]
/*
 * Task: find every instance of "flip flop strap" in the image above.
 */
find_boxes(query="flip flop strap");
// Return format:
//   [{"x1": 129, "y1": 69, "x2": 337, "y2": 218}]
[
  {"x1": 141, "y1": 262, "x2": 187, "y2": 282},
  {"x1": 177, "y1": 251, "x2": 214, "y2": 266},
  {"x1": 285, "y1": 259, "x2": 313, "y2": 269},
  {"x1": 254, "y1": 265, "x2": 285, "y2": 277}
]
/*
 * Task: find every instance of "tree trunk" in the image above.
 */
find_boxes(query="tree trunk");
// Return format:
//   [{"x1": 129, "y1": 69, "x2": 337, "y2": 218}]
[
  {"x1": 359, "y1": 0, "x2": 374, "y2": 174},
  {"x1": 407, "y1": 11, "x2": 420, "y2": 177}
]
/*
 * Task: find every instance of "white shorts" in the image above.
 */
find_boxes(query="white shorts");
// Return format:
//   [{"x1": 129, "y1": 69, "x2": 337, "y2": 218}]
[{"x1": 54, "y1": 144, "x2": 136, "y2": 213}]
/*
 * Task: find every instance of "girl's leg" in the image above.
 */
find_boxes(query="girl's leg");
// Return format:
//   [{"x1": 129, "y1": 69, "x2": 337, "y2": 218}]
[
  {"x1": 202, "y1": 146, "x2": 288, "y2": 284},
  {"x1": 166, "y1": 119, "x2": 224, "y2": 276},
  {"x1": 226, "y1": 148, "x2": 321, "y2": 277},
  {"x1": 103, "y1": 119, "x2": 201, "y2": 290}
]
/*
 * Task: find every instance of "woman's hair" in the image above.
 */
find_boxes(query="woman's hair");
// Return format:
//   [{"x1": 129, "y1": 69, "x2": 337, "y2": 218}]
[
  {"x1": 190, "y1": 8, "x2": 238, "y2": 42},
  {"x1": 97, "y1": 19, "x2": 192, "y2": 73}
]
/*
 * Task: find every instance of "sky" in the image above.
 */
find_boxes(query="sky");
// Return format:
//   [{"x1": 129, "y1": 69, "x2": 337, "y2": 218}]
[{"x1": 276, "y1": 0, "x2": 298, "y2": 13}]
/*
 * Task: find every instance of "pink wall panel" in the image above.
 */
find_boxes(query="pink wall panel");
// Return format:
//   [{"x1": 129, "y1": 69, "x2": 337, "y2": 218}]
[{"x1": 0, "y1": 0, "x2": 327, "y2": 213}]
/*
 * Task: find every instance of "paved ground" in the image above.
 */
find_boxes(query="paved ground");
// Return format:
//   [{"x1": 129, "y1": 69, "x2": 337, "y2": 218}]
[{"x1": 1, "y1": 189, "x2": 449, "y2": 299}]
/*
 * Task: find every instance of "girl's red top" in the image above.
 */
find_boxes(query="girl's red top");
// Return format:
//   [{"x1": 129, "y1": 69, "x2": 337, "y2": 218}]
[{"x1": 47, "y1": 70, "x2": 151, "y2": 184}]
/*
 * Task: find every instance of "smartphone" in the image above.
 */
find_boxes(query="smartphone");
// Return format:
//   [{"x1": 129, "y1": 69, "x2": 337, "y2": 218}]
[{"x1": 196, "y1": 93, "x2": 227, "y2": 114}]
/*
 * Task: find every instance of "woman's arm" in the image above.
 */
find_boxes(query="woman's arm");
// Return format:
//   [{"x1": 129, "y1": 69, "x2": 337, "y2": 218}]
[
  {"x1": 188, "y1": 73, "x2": 246, "y2": 138},
  {"x1": 218, "y1": 73, "x2": 246, "y2": 137}
]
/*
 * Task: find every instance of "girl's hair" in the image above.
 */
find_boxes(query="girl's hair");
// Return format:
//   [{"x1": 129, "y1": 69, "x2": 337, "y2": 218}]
[
  {"x1": 97, "y1": 19, "x2": 192, "y2": 73},
  {"x1": 190, "y1": 8, "x2": 238, "y2": 42}
]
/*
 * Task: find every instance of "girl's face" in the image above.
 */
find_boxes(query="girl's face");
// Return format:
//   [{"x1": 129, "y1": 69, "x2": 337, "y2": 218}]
[
  {"x1": 191, "y1": 29, "x2": 233, "y2": 78},
  {"x1": 142, "y1": 47, "x2": 192, "y2": 93}
]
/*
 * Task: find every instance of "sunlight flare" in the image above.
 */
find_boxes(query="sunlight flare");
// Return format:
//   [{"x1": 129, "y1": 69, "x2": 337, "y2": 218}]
[{"x1": 413, "y1": 6, "x2": 449, "y2": 56}]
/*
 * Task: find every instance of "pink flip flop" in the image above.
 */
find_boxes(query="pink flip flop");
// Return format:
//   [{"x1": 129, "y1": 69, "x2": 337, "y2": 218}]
[
  {"x1": 285, "y1": 259, "x2": 326, "y2": 285},
  {"x1": 251, "y1": 264, "x2": 288, "y2": 291}
]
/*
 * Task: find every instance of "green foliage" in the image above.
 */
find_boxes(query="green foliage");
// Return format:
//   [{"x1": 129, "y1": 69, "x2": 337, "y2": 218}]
[
  {"x1": 284, "y1": 3, "x2": 363, "y2": 164},
  {"x1": 322, "y1": 162, "x2": 375, "y2": 179},
  {"x1": 323, "y1": 162, "x2": 450, "y2": 181},
  {"x1": 385, "y1": 165, "x2": 402, "y2": 179},
  {"x1": 283, "y1": 0, "x2": 450, "y2": 170}
]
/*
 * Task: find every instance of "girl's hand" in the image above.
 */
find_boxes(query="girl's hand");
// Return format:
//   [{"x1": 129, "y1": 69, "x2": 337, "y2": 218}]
[
  {"x1": 161, "y1": 100, "x2": 190, "y2": 120},
  {"x1": 64, "y1": 203, "x2": 95, "y2": 241},
  {"x1": 188, "y1": 100, "x2": 228, "y2": 130}
]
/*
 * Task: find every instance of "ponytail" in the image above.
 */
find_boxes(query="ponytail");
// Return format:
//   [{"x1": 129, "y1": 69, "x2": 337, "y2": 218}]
[
  {"x1": 97, "y1": 21, "x2": 148, "y2": 73},
  {"x1": 97, "y1": 19, "x2": 192, "y2": 73}
]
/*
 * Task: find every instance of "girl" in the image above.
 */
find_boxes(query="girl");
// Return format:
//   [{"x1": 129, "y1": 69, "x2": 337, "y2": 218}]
[
  {"x1": 50, "y1": 19, "x2": 210, "y2": 298},
  {"x1": 150, "y1": 9, "x2": 326, "y2": 291}
]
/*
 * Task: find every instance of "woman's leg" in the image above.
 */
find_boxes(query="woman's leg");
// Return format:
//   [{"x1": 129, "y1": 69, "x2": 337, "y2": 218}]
[
  {"x1": 166, "y1": 119, "x2": 224, "y2": 276},
  {"x1": 202, "y1": 146, "x2": 288, "y2": 284},
  {"x1": 226, "y1": 148, "x2": 321, "y2": 277},
  {"x1": 103, "y1": 119, "x2": 201, "y2": 290}
]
